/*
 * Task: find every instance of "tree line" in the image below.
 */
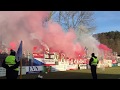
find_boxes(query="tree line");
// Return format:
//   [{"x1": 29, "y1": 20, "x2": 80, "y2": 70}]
[{"x1": 95, "y1": 31, "x2": 120, "y2": 55}]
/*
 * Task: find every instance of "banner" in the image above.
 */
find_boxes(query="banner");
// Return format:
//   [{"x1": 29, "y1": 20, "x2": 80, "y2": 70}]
[
  {"x1": 44, "y1": 54, "x2": 55, "y2": 65},
  {"x1": 26, "y1": 66, "x2": 44, "y2": 74},
  {"x1": 0, "y1": 66, "x2": 26, "y2": 77},
  {"x1": 0, "y1": 67, "x2": 6, "y2": 77}
]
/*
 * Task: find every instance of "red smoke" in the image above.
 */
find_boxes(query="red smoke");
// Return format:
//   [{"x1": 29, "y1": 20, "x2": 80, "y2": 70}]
[
  {"x1": 74, "y1": 43, "x2": 85, "y2": 58},
  {"x1": 38, "y1": 22, "x2": 84, "y2": 58},
  {"x1": 98, "y1": 44, "x2": 112, "y2": 59},
  {"x1": 9, "y1": 41, "x2": 16, "y2": 50},
  {"x1": 28, "y1": 19, "x2": 85, "y2": 58},
  {"x1": 33, "y1": 46, "x2": 37, "y2": 51},
  {"x1": 98, "y1": 44, "x2": 112, "y2": 51},
  {"x1": 0, "y1": 12, "x2": 113, "y2": 59}
]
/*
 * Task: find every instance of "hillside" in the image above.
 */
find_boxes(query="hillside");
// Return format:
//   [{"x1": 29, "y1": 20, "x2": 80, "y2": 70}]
[{"x1": 94, "y1": 31, "x2": 120, "y2": 55}]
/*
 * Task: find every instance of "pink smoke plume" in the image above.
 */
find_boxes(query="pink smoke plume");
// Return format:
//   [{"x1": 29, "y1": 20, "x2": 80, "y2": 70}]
[
  {"x1": 98, "y1": 44, "x2": 113, "y2": 59},
  {"x1": 0, "y1": 11, "x2": 113, "y2": 59},
  {"x1": 98, "y1": 44, "x2": 112, "y2": 51},
  {"x1": 9, "y1": 41, "x2": 16, "y2": 50},
  {"x1": 0, "y1": 11, "x2": 85, "y2": 58},
  {"x1": 41, "y1": 22, "x2": 84, "y2": 57}
]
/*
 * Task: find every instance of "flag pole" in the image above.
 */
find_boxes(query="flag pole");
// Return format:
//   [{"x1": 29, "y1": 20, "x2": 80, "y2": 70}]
[
  {"x1": 17, "y1": 40, "x2": 23, "y2": 79},
  {"x1": 20, "y1": 57, "x2": 22, "y2": 79},
  {"x1": 20, "y1": 40, "x2": 23, "y2": 79}
]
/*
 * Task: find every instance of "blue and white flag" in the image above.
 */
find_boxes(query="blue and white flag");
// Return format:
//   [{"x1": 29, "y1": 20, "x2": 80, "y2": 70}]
[{"x1": 16, "y1": 40, "x2": 22, "y2": 62}]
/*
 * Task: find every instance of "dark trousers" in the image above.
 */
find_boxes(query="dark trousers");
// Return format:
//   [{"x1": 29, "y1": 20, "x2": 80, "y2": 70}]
[
  {"x1": 90, "y1": 65, "x2": 97, "y2": 79},
  {"x1": 6, "y1": 69, "x2": 19, "y2": 79}
]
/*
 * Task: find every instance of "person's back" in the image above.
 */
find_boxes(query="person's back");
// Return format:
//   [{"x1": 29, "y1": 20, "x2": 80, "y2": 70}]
[
  {"x1": 89, "y1": 53, "x2": 99, "y2": 66},
  {"x1": 89, "y1": 53, "x2": 99, "y2": 79},
  {"x1": 2, "y1": 49, "x2": 20, "y2": 79}
]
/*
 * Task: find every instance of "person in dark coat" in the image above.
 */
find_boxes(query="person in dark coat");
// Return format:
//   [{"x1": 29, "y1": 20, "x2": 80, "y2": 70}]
[
  {"x1": 2, "y1": 49, "x2": 20, "y2": 79},
  {"x1": 89, "y1": 53, "x2": 99, "y2": 79}
]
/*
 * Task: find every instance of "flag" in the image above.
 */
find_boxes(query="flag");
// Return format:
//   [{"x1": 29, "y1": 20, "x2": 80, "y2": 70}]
[{"x1": 16, "y1": 40, "x2": 22, "y2": 62}]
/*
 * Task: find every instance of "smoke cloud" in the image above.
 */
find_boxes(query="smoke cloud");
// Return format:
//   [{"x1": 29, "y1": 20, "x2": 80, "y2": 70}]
[
  {"x1": 0, "y1": 11, "x2": 49, "y2": 52},
  {"x1": 0, "y1": 11, "x2": 112, "y2": 58}
]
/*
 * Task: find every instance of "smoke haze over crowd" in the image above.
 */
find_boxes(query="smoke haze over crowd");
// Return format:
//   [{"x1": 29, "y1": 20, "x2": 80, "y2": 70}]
[{"x1": 0, "y1": 11, "x2": 111, "y2": 58}]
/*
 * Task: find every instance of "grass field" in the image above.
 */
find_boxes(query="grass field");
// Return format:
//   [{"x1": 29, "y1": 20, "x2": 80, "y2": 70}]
[{"x1": 1, "y1": 66, "x2": 120, "y2": 79}]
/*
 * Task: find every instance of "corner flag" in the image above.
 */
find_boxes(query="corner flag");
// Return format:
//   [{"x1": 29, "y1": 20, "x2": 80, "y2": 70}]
[{"x1": 16, "y1": 40, "x2": 22, "y2": 62}]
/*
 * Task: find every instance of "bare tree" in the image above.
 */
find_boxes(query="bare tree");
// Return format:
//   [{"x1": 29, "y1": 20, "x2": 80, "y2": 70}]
[{"x1": 48, "y1": 11, "x2": 96, "y2": 32}]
